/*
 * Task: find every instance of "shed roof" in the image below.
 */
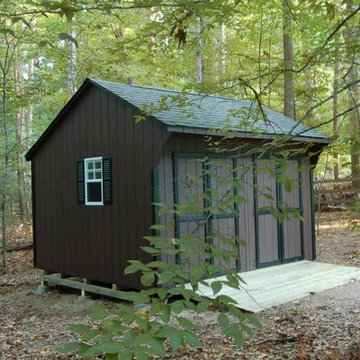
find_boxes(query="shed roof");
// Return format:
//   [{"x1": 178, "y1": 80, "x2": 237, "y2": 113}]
[
  {"x1": 91, "y1": 78, "x2": 328, "y2": 140},
  {"x1": 26, "y1": 77, "x2": 329, "y2": 160}
]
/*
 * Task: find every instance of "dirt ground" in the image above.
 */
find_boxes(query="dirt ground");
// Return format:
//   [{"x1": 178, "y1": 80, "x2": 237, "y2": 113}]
[{"x1": 0, "y1": 212, "x2": 359, "y2": 359}]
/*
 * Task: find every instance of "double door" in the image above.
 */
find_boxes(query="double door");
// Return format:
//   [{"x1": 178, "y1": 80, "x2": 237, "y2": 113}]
[{"x1": 254, "y1": 158, "x2": 303, "y2": 267}]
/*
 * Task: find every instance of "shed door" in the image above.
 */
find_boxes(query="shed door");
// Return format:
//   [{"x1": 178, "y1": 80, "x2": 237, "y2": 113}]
[
  {"x1": 281, "y1": 160, "x2": 303, "y2": 262},
  {"x1": 175, "y1": 155, "x2": 207, "y2": 274},
  {"x1": 255, "y1": 160, "x2": 280, "y2": 267},
  {"x1": 174, "y1": 153, "x2": 239, "y2": 273},
  {"x1": 254, "y1": 158, "x2": 303, "y2": 268}
]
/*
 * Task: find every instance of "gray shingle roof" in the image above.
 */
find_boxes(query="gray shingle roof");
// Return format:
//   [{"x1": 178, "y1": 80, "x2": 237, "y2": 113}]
[{"x1": 92, "y1": 78, "x2": 327, "y2": 140}]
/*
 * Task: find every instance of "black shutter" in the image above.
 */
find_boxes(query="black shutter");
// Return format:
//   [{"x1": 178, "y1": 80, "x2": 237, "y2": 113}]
[
  {"x1": 77, "y1": 160, "x2": 85, "y2": 205},
  {"x1": 102, "y1": 157, "x2": 112, "y2": 205}
]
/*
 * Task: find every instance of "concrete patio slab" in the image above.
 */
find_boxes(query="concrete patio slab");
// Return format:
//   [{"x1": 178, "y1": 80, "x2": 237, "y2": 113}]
[{"x1": 196, "y1": 261, "x2": 360, "y2": 313}]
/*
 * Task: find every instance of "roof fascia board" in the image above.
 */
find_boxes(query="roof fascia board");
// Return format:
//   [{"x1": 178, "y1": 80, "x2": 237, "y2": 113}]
[{"x1": 166, "y1": 126, "x2": 330, "y2": 144}]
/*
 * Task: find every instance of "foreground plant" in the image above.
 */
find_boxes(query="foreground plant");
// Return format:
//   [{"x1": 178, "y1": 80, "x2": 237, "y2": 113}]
[{"x1": 56, "y1": 225, "x2": 262, "y2": 359}]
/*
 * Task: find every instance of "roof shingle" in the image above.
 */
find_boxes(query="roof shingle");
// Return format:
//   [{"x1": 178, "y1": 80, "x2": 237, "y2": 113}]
[{"x1": 90, "y1": 78, "x2": 328, "y2": 140}]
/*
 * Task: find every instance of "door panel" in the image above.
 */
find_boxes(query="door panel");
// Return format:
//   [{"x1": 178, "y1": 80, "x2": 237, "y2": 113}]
[
  {"x1": 255, "y1": 158, "x2": 303, "y2": 267},
  {"x1": 178, "y1": 220, "x2": 206, "y2": 273},
  {"x1": 174, "y1": 153, "x2": 240, "y2": 272},
  {"x1": 176, "y1": 157, "x2": 205, "y2": 217},
  {"x1": 282, "y1": 160, "x2": 303, "y2": 261},
  {"x1": 212, "y1": 217, "x2": 238, "y2": 269},
  {"x1": 255, "y1": 160, "x2": 280, "y2": 266}
]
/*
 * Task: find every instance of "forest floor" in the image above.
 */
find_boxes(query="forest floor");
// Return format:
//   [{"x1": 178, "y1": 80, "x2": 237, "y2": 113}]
[{"x1": 0, "y1": 212, "x2": 359, "y2": 359}]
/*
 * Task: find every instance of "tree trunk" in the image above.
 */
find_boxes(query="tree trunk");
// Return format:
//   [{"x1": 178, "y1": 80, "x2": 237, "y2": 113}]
[
  {"x1": 347, "y1": 64, "x2": 360, "y2": 185},
  {"x1": 14, "y1": 49, "x2": 29, "y2": 219},
  {"x1": 1, "y1": 72, "x2": 9, "y2": 274},
  {"x1": 67, "y1": 23, "x2": 77, "y2": 95},
  {"x1": 283, "y1": 0, "x2": 295, "y2": 119},
  {"x1": 195, "y1": 17, "x2": 204, "y2": 84},
  {"x1": 220, "y1": 23, "x2": 226, "y2": 76},
  {"x1": 345, "y1": 1, "x2": 360, "y2": 187},
  {"x1": 333, "y1": 34, "x2": 340, "y2": 180}
]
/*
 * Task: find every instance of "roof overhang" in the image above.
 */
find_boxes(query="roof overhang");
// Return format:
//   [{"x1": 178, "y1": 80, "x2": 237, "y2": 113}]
[{"x1": 166, "y1": 125, "x2": 331, "y2": 144}]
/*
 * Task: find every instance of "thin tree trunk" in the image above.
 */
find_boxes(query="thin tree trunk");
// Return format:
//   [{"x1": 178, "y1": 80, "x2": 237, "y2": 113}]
[
  {"x1": 347, "y1": 64, "x2": 360, "y2": 185},
  {"x1": 258, "y1": 6, "x2": 263, "y2": 94},
  {"x1": 283, "y1": 0, "x2": 295, "y2": 119},
  {"x1": 333, "y1": 34, "x2": 340, "y2": 180},
  {"x1": 345, "y1": 1, "x2": 360, "y2": 187},
  {"x1": 67, "y1": 23, "x2": 76, "y2": 95},
  {"x1": 267, "y1": 36, "x2": 272, "y2": 107},
  {"x1": 220, "y1": 23, "x2": 226, "y2": 76},
  {"x1": 14, "y1": 48, "x2": 28, "y2": 219},
  {"x1": 195, "y1": 17, "x2": 204, "y2": 84},
  {"x1": 1, "y1": 72, "x2": 9, "y2": 274}
]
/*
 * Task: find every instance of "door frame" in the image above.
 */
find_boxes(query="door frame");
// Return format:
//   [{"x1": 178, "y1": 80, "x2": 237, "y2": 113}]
[
  {"x1": 253, "y1": 156, "x2": 304, "y2": 268},
  {"x1": 173, "y1": 152, "x2": 241, "y2": 271}
]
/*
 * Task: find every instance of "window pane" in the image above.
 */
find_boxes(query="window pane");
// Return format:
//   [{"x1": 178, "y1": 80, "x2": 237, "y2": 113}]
[
  {"x1": 87, "y1": 182, "x2": 102, "y2": 202},
  {"x1": 95, "y1": 161, "x2": 102, "y2": 169},
  {"x1": 87, "y1": 162, "x2": 93, "y2": 170},
  {"x1": 95, "y1": 170, "x2": 102, "y2": 179},
  {"x1": 88, "y1": 172, "x2": 94, "y2": 180}
]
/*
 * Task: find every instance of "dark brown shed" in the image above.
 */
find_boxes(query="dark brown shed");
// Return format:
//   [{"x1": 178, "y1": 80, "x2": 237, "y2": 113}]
[{"x1": 26, "y1": 78, "x2": 329, "y2": 290}]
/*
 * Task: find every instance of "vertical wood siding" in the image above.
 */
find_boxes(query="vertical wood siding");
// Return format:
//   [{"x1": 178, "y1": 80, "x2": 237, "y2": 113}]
[
  {"x1": 157, "y1": 136, "x2": 314, "y2": 273},
  {"x1": 32, "y1": 85, "x2": 169, "y2": 288}
]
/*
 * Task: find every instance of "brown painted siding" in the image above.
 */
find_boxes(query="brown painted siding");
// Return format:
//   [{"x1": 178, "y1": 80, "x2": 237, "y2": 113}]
[
  {"x1": 238, "y1": 156, "x2": 257, "y2": 271},
  {"x1": 32, "y1": 85, "x2": 169, "y2": 288},
  {"x1": 301, "y1": 159, "x2": 314, "y2": 260}
]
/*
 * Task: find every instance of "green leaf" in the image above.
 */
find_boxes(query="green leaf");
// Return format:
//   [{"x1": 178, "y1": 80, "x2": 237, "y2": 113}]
[
  {"x1": 223, "y1": 326, "x2": 244, "y2": 346},
  {"x1": 168, "y1": 329, "x2": 183, "y2": 352},
  {"x1": 149, "y1": 337, "x2": 166, "y2": 358},
  {"x1": 125, "y1": 260, "x2": 149, "y2": 274},
  {"x1": 196, "y1": 301, "x2": 208, "y2": 313},
  {"x1": 0, "y1": 28, "x2": 16, "y2": 36},
  {"x1": 38, "y1": 40, "x2": 55, "y2": 48},
  {"x1": 134, "y1": 347, "x2": 148, "y2": 360},
  {"x1": 177, "y1": 317, "x2": 196, "y2": 330},
  {"x1": 211, "y1": 281, "x2": 223, "y2": 295},
  {"x1": 217, "y1": 313, "x2": 229, "y2": 329},
  {"x1": 183, "y1": 331, "x2": 202, "y2": 347},
  {"x1": 148, "y1": 260, "x2": 167, "y2": 269},
  {"x1": 82, "y1": 329, "x2": 98, "y2": 340},
  {"x1": 149, "y1": 224, "x2": 167, "y2": 231},
  {"x1": 140, "y1": 272, "x2": 155, "y2": 286},
  {"x1": 90, "y1": 303, "x2": 108, "y2": 320},
  {"x1": 171, "y1": 300, "x2": 184, "y2": 314},
  {"x1": 246, "y1": 313, "x2": 262, "y2": 329},
  {"x1": 91, "y1": 341, "x2": 124, "y2": 354},
  {"x1": 56, "y1": 342, "x2": 79, "y2": 354},
  {"x1": 284, "y1": 179, "x2": 293, "y2": 192},
  {"x1": 241, "y1": 323, "x2": 254, "y2": 337},
  {"x1": 117, "y1": 348, "x2": 132, "y2": 360},
  {"x1": 140, "y1": 246, "x2": 160, "y2": 255},
  {"x1": 68, "y1": 324, "x2": 90, "y2": 333},
  {"x1": 58, "y1": 32, "x2": 78, "y2": 47},
  {"x1": 157, "y1": 271, "x2": 174, "y2": 284},
  {"x1": 77, "y1": 343, "x2": 91, "y2": 356}
]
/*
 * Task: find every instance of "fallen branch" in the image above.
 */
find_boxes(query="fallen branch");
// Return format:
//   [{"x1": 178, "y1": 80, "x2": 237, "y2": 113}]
[
  {"x1": 6, "y1": 243, "x2": 32, "y2": 252},
  {"x1": 255, "y1": 336, "x2": 297, "y2": 346}
]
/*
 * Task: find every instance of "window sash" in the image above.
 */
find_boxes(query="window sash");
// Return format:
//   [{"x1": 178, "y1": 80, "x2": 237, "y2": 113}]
[{"x1": 84, "y1": 157, "x2": 103, "y2": 205}]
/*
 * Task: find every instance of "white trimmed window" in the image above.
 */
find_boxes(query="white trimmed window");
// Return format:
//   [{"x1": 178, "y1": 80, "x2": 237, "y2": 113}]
[{"x1": 84, "y1": 157, "x2": 103, "y2": 205}]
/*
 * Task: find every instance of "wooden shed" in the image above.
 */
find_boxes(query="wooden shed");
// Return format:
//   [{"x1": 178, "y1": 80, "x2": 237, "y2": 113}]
[{"x1": 26, "y1": 78, "x2": 329, "y2": 290}]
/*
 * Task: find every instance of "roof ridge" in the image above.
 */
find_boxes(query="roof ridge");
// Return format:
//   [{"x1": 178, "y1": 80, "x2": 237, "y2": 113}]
[{"x1": 89, "y1": 77, "x2": 251, "y2": 103}]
